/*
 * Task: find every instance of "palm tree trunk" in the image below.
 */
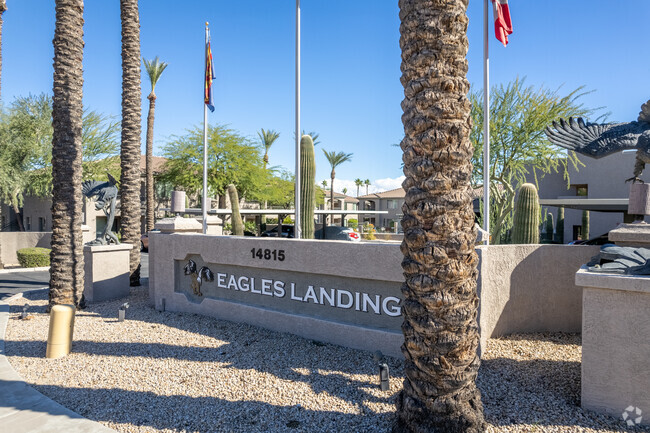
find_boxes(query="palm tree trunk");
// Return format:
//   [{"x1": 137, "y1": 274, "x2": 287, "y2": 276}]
[
  {"x1": 12, "y1": 205, "x2": 24, "y2": 231},
  {"x1": 329, "y1": 176, "x2": 335, "y2": 227},
  {"x1": 120, "y1": 0, "x2": 141, "y2": 286},
  {"x1": 145, "y1": 92, "x2": 156, "y2": 232},
  {"x1": 394, "y1": 0, "x2": 485, "y2": 432},
  {"x1": 50, "y1": 0, "x2": 85, "y2": 309}
]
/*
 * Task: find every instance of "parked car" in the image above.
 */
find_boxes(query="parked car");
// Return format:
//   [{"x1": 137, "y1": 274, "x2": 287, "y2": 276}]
[
  {"x1": 260, "y1": 225, "x2": 295, "y2": 238},
  {"x1": 140, "y1": 229, "x2": 160, "y2": 251},
  {"x1": 315, "y1": 226, "x2": 361, "y2": 242},
  {"x1": 568, "y1": 233, "x2": 610, "y2": 246}
]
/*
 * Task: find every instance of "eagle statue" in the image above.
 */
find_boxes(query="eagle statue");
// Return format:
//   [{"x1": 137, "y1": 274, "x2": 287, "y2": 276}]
[
  {"x1": 82, "y1": 173, "x2": 119, "y2": 245},
  {"x1": 545, "y1": 100, "x2": 650, "y2": 183}
]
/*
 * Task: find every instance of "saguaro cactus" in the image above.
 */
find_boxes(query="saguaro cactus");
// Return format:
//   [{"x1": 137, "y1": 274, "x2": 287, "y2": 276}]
[
  {"x1": 227, "y1": 184, "x2": 244, "y2": 236},
  {"x1": 582, "y1": 210, "x2": 590, "y2": 240},
  {"x1": 545, "y1": 213, "x2": 554, "y2": 241},
  {"x1": 299, "y1": 135, "x2": 315, "y2": 238},
  {"x1": 512, "y1": 183, "x2": 540, "y2": 244},
  {"x1": 555, "y1": 207, "x2": 565, "y2": 243}
]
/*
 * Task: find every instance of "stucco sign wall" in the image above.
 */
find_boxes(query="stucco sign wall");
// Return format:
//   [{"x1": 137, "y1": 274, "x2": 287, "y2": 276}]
[{"x1": 149, "y1": 232, "x2": 406, "y2": 356}]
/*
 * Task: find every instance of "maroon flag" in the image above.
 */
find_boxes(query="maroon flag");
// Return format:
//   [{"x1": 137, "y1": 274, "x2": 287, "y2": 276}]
[
  {"x1": 205, "y1": 39, "x2": 215, "y2": 112},
  {"x1": 492, "y1": 0, "x2": 513, "y2": 47}
]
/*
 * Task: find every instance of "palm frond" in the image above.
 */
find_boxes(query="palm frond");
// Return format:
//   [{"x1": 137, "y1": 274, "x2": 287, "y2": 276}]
[
  {"x1": 143, "y1": 56, "x2": 169, "y2": 91},
  {"x1": 322, "y1": 149, "x2": 353, "y2": 168},
  {"x1": 257, "y1": 128, "x2": 280, "y2": 151}
]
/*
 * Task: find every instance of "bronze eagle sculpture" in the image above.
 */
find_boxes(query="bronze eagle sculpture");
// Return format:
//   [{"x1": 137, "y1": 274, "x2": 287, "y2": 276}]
[
  {"x1": 545, "y1": 101, "x2": 650, "y2": 183},
  {"x1": 82, "y1": 173, "x2": 120, "y2": 245}
]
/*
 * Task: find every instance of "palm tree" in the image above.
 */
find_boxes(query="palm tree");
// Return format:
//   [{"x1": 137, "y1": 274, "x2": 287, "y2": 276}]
[
  {"x1": 394, "y1": 0, "x2": 486, "y2": 432},
  {"x1": 0, "y1": 0, "x2": 7, "y2": 100},
  {"x1": 49, "y1": 0, "x2": 85, "y2": 308},
  {"x1": 143, "y1": 56, "x2": 167, "y2": 233},
  {"x1": 342, "y1": 187, "x2": 347, "y2": 195},
  {"x1": 258, "y1": 128, "x2": 280, "y2": 170},
  {"x1": 321, "y1": 180, "x2": 327, "y2": 189},
  {"x1": 364, "y1": 178, "x2": 370, "y2": 195},
  {"x1": 120, "y1": 0, "x2": 142, "y2": 286},
  {"x1": 322, "y1": 149, "x2": 352, "y2": 226},
  {"x1": 354, "y1": 178, "x2": 363, "y2": 197}
]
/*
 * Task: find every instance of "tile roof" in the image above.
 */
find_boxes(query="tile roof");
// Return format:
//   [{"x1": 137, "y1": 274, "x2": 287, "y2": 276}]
[
  {"x1": 357, "y1": 185, "x2": 502, "y2": 200},
  {"x1": 323, "y1": 190, "x2": 359, "y2": 203},
  {"x1": 358, "y1": 187, "x2": 405, "y2": 199},
  {"x1": 139, "y1": 155, "x2": 167, "y2": 174}
]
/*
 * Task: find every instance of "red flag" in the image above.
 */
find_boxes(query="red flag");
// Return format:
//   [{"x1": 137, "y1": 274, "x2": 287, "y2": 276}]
[{"x1": 492, "y1": 0, "x2": 513, "y2": 47}]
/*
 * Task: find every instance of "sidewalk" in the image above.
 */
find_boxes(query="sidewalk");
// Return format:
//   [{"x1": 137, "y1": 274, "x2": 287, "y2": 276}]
[{"x1": 0, "y1": 293, "x2": 117, "y2": 433}]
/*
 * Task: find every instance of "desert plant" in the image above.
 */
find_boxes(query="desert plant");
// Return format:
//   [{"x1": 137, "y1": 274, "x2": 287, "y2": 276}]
[
  {"x1": 50, "y1": 0, "x2": 85, "y2": 308},
  {"x1": 227, "y1": 184, "x2": 244, "y2": 236},
  {"x1": 545, "y1": 213, "x2": 554, "y2": 241},
  {"x1": 347, "y1": 218, "x2": 358, "y2": 230},
  {"x1": 322, "y1": 149, "x2": 353, "y2": 227},
  {"x1": 17, "y1": 247, "x2": 51, "y2": 268},
  {"x1": 258, "y1": 128, "x2": 280, "y2": 170},
  {"x1": 361, "y1": 222, "x2": 376, "y2": 240},
  {"x1": 299, "y1": 135, "x2": 315, "y2": 238},
  {"x1": 120, "y1": 0, "x2": 142, "y2": 287},
  {"x1": 555, "y1": 207, "x2": 565, "y2": 243},
  {"x1": 143, "y1": 56, "x2": 168, "y2": 232},
  {"x1": 396, "y1": 1, "x2": 486, "y2": 429},
  {"x1": 582, "y1": 210, "x2": 590, "y2": 240},
  {"x1": 512, "y1": 183, "x2": 540, "y2": 244}
]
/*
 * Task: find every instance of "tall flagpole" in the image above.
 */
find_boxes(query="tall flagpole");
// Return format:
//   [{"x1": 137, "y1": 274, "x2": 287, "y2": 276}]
[
  {"x1": 483, "y1": 0, "x2": 490, "y2": 245},
  {"x1": 202, "y1": 22, "x2": 209, "y2": 234},
  {"x1": 294, "y1": 0, "x2": 302, "y2": 239}
]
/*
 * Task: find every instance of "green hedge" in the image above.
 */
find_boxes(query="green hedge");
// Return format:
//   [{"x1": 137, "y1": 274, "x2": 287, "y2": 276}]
[{"x1": 16, "y1": 247, "x2": 51, "y2": 268}]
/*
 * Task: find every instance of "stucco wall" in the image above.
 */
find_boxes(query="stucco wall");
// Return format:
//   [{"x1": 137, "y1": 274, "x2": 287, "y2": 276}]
[
  {"x1": 149, "y1": 233, "x2": 596, "y2": 357},
  {"x1": 149, "y1": 234, "x2": 406, "y2": 356},
  {"x1": 478, "y1": 244, "x2": 600, "y2": 352},
  {"x1": 0, "y1": 232, "x2": 52, "y2": 266}
]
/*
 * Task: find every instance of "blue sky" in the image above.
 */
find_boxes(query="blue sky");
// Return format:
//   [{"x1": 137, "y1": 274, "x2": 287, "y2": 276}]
[{"x1": 3, "y1": 1, "x2": 650, "y2": 193}]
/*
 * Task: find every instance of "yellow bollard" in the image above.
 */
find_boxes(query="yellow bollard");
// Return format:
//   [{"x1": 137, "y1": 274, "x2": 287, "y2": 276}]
[{"x1": 46, "y1": 304, "x2": 76, "y2": 359}]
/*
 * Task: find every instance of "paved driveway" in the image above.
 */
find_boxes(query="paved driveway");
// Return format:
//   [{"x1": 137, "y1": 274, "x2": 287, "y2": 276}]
[
  {"x1": 0, "y1": 252, "x2": 149, "y2": 301},
  {"x1": 0, "y1": 271, "x2": 49, "y2": 301}
]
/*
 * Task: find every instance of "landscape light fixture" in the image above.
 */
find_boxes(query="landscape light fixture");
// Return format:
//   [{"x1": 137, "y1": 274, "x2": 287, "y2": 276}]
[
  {"x1": 373, "y1": 350, "x2": 390, "y2": 391},
  {"x1": 118, "y1": 302, "x2": 130, "y2": 322},
  {"x1": 379, "y1": 363, "x2": 390, "y2": 391}
]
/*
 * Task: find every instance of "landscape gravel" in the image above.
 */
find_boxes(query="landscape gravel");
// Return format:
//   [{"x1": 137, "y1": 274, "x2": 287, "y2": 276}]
[{"x1": 5, "y1": 288, "x2": 647, "y2": 433}]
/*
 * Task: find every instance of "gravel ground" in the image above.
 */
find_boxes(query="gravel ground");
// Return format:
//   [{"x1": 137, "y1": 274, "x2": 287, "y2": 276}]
[{"x1": 5, "y1": 289, "x2": 647, "y2": 433}]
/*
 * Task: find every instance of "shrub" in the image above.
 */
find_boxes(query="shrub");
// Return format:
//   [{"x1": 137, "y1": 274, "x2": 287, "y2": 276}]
[
  {"x1": 17, "y1": 247, "x2": 51, "y2": 268},
  {"x1": 361, "y1": 223, "x2": 376, "y2": 240},
  {"x1": 347, "y1": 219, "x2": 358, "y2": 229}
]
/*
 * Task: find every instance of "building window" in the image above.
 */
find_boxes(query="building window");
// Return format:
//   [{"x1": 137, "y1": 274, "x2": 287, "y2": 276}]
[
  {"x1": 387, "y1": 199, "x2": 399, "y2": 209},
  {"x1": 573, "y1": 225, "x2": 582, "y2": 241},
  {"x1": 25, "y1": 217, "x2": 31, "y2": 231},
  {"x1": 39, "y1": 217, "x2": 45, "y2": 231},
  {"x1": 572, "y1": 184, "x2": 588, "y2": 197}
]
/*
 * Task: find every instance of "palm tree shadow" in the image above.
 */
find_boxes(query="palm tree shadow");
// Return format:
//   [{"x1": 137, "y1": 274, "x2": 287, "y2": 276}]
[
  {"x1": 6, "y1": 289, "x2": 402, "y2": 413},
  {"x1": 0, "y1": 378, "x2": 392, "y2": 433}
]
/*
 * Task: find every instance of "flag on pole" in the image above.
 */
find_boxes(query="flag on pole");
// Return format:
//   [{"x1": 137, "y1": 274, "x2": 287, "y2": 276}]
[
  {"x1": 492, "y1": 0, "x2": 513, "y2": 47},
  {"x1": 204, "y1": 35, "x2": 215, "y2": 112}
]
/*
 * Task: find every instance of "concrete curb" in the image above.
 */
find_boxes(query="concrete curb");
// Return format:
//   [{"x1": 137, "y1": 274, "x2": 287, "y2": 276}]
[
  {"x1": 0, "y1": 267, "x2": 50, "y2": 275},
  {"x1": 0, "y1": 293, "x2": 117, "y2": 432}
]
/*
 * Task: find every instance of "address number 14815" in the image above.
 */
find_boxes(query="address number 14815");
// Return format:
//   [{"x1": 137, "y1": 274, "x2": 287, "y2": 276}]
[{"x1": 251, "y1": 248, "x2": 285, "y2": 261}]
